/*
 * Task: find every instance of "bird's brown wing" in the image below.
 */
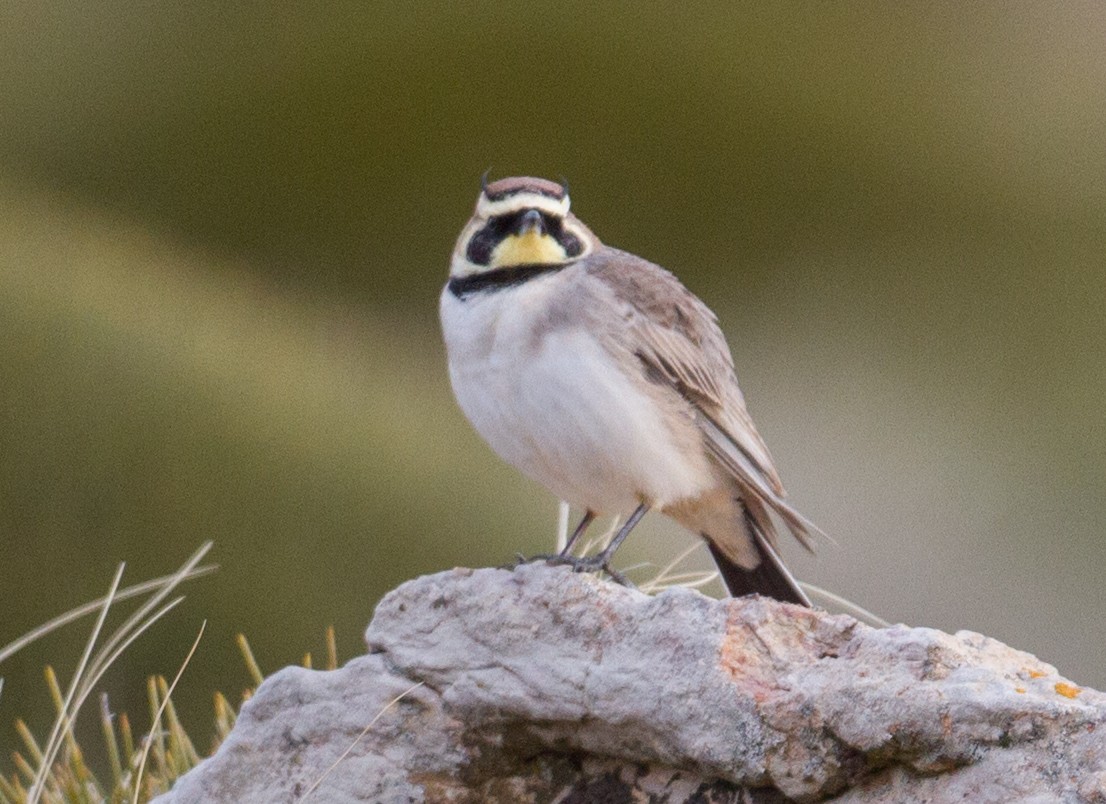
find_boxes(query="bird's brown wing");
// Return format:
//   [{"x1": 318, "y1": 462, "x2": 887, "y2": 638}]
[{"x1": 587, "y1": 248, "x2": 821, "y2": 552}]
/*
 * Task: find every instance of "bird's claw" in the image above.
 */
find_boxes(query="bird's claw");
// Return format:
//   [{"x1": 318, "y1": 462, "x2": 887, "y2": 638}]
[
  {"x1": 499, "y1": 553, "x2": 534, "y2": 570},
  {"x1": 519, "y1": 553, "x2": 636, "y2": 588}
]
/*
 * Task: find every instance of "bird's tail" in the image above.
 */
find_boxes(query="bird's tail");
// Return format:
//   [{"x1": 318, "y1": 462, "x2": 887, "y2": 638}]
[{"x1": 706, "y1": 506, "x2": 812, "y2": 606}]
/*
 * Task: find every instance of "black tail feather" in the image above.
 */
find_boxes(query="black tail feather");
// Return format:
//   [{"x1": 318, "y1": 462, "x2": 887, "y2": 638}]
[{"x1": 706, "y1": 526, "x2": 811, "y2": 607}]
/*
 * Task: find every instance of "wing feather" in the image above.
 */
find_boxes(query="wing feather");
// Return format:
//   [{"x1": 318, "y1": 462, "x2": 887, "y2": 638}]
[{"x1": 587, "y1": 248, "x2": 823, "y2": 552}]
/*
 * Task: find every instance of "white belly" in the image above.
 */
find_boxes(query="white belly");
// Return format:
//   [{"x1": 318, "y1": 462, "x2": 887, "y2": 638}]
[{"x1": 440, "y1": 281, "x2": 712, "y2": 514}]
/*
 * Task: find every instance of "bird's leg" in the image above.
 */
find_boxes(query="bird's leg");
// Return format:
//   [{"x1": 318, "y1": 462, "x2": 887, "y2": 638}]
[
  {"x1": 592, "y1": 503, "x2": 648, "y2": 567},
  {"x1": 515, "y1": 509, "x2": 597, "y2": 567},
  {"x1": 544, "y1": 503, "x2": 650, "y2": 586},
  {"x1": 560, "y1": 509, "x2": 596, "y2": 556}
]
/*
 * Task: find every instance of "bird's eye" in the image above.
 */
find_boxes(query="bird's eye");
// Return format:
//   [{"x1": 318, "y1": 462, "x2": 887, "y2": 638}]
[
  {"x1": 466, "y1": 226, "x2": 498, "y2": 265},
  {"x1": 539, "y1": 215, "x2": 583, "y2": 256},
  {"x1": 466, "y1": 215, "x2": 515, "y2": 265},
  {"x1": 552, "y1": 219, "x2": 583, "y2": 257},
  {"x1": 561, "y1": 231, "x2": 583, "y2": 257}
]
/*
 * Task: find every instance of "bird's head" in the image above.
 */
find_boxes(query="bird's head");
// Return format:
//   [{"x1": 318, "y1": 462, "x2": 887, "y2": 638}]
[{"x1": 449, "y1": 175, "x2": 598, "y2": 279}]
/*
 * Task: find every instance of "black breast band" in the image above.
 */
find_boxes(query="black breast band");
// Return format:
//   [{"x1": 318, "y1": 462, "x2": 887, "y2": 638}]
[{"x1": 447, "y1": 262, "x2": 571, "y2": 299}]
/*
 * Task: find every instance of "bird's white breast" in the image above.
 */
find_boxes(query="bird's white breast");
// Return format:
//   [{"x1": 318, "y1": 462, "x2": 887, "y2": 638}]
[{"x1": 439, "y1": 276, "x2": 713, "y2": 515}]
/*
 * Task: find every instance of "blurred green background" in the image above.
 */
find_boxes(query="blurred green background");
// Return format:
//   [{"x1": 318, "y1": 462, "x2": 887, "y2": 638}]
[{"x1": 2, "y1": 2, "x2": 1104, "y2": 766}]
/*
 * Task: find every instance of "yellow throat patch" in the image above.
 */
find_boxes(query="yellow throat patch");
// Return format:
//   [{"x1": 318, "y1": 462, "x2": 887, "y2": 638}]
[{"x1": 491, "y1": 230, "x2": 566, "y2": 268}]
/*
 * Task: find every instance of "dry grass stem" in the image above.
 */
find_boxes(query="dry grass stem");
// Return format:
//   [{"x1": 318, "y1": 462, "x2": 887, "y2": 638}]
[{"x1": 131, "y1": 621, "x2": 207, "y2": 804}]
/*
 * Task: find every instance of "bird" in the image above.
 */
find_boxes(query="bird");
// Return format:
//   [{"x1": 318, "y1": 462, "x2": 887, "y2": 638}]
[{"x1": 439, "y1": 175, "x2": 822, "y2": 605}]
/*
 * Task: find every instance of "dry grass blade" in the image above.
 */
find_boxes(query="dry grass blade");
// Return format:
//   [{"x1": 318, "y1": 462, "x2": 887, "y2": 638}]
[
  {"x1": 157, "y1": 673, "x2": 200, "y2": 773},
  {"x1": 557, "y1": 515, "x2": 718, "y2": 595},
  {"x1": 637, "y1": 541, "x2": 720, "y2": 594},
  {"x1": 236, "y1": 635, "x2": 264, "y2": 688},
  {"x1": 119, "y1": 712, "x2": 135, "y2": 768},
  {"x1": 12, "y1": 751, "x2": 35, "y2": 785},
  {"x1": 59, "y1": 597, "x2": 187, "y2": 744},
  {"x1": 100, "y1": 693, "x2": 124, "y2": 792},
  {"x1": 574, "y1": 516, "x2": 620, "y2": 558},
  {"x1": 212, "y1": 691, "x2": 237, "y2": 743},
  {"x1": 325, "y1": 627, "x2": 337, "y2": 672},
  {"x1": 15, "y1": 719, "x2": 45, "y2": 768},
  {"x1": 0, "y1": 557, "x2": 216, "y2": 665},
  {"x1": 72, "y1": 544, "x2": 213, "y2": 702},
  {"x1": 0, "y1": 768, "x2": 19, "y2": 801},
  {"x1": 131, "y1": 621, "x2": 207, "y2": 804},
  {"x1": 298, "y1": 681, "x2": 424, "y2": 801},
  {"x1": 801, "y1": 583, "x2": 890, "y2": 627},
  {"x1": 21, "y1": 596, "x2": 187, "y2": 803},
  {"x1": 556, "y1": 510, "x2": 623, "y2": 559},
  {"x1": 555, "y1": 500, "x2": 570, "y2": 553},
  {"x1": 27, "y1": 563, "x2": 125, "y2": 802},
  {"x1": 640, "y1": 570, "x2": 719, "y2": 592},
  {"x1": 11, "y1": 544, "x2": 213, "y2": 804}
]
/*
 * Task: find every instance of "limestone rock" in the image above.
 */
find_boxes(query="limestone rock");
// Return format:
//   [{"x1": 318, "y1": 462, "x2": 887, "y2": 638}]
[{"x1": 157, "y1": 564, "x2": 1106, "y2": 802}]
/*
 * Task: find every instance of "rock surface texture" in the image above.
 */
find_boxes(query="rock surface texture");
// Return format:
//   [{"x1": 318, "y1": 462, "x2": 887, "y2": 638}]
[{"x1": 158, "y1": 565, "x2": 1106, "y2": 803}]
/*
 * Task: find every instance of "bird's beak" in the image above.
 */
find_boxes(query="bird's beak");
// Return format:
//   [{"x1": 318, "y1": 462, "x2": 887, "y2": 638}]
[
  {"x1": 518, "y1": 209, "x2": 545, "y2": 236},
  {"x1": 491, "y1": 207, "x2": 564, "y2": 266}
]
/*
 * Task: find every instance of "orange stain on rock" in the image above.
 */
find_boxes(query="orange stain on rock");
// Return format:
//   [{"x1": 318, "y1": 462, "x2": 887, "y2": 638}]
[{"x1": 1054, "y1": 682, "x2": 1081, "y2": 699}]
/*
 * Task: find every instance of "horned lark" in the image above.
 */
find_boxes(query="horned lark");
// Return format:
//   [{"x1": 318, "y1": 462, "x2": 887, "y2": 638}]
[{"x1": 439, "y1": 176, "x2": 820, "y2": 604}]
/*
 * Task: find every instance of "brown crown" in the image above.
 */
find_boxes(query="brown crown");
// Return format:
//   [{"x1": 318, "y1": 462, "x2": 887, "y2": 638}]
[{"x1": 482, "y1": 176, "x2": 567, "y2": 202}]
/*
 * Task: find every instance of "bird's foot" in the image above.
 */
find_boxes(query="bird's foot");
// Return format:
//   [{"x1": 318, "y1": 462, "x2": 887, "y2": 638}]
[
  {"x1": 504, "y1": 552, "x2": 635, "y2": 588},
  {"x1": 501, "y1": 552, "x2": 577, "y2": 569},
  {"x1": 500, "y1": 553, "x2": 539, "y2": 570},
  {"x1": 538, "y1": 553, "x2": 636, "y2": 588}
]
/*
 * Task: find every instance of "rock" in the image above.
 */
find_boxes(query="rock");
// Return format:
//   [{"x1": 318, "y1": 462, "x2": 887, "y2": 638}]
[{"x1": 157, "y1": 564, "x2": 1106, "y2": 803}]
